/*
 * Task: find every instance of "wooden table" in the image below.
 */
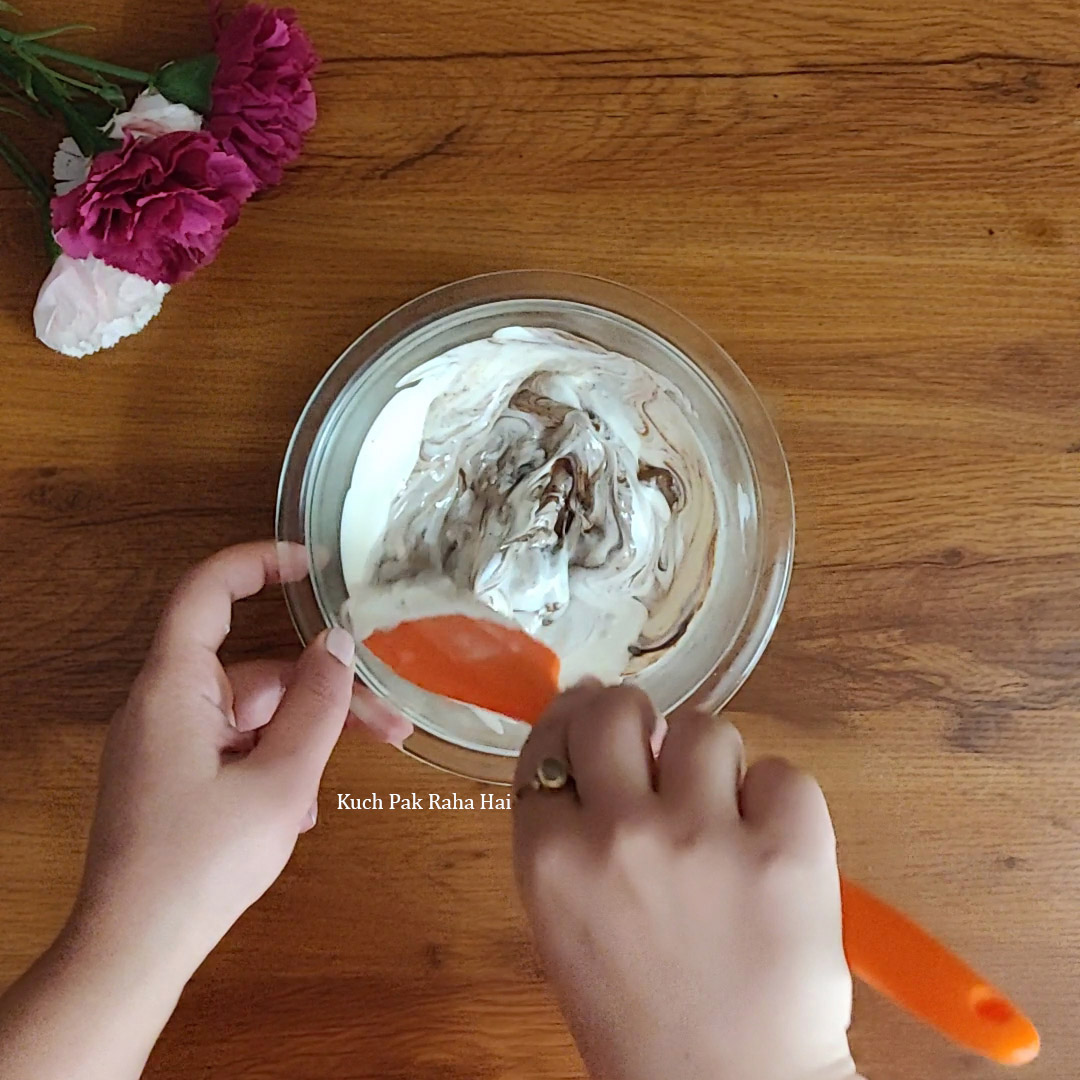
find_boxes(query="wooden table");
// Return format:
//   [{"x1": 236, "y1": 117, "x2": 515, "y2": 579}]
[{"x1": 2, "y1": 1, "x2": 1078, "y2": 1077}]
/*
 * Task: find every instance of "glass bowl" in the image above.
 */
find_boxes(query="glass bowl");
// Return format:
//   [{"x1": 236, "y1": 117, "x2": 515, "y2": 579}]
[{"x1": 277, "y1": 271, "x2": 794, "y2": 784}]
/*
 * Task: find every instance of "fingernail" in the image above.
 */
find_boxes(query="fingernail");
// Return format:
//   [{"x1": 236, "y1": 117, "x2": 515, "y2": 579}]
[
  {"x1": 376, "y1": 711, "x2": 414, "y2": 749},
  {"x1": 326, "y1": 627, "x2": 356, "y2": 667},
  {"x1": 275, "y1": 540, "x2": 310, "y2": 579},
  {"x1": 310, "y1": 543, "x2": 333, "y2": 572},
  {"x1": 348, "y1": 700, "x2": 415, "y2": 749},
  {"x1": 306, "y1": 804, "x2": 318, "y2": 829},
  {"x1": 649, "y1": 713, "x2": 668, "y2": 756}
]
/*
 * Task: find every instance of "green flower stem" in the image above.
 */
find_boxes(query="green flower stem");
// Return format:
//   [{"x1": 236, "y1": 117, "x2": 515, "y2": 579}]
[
  {"x1": 20, "y1": 43, "x2": 150, "y2": 83},
  {"x1": 0, "y1": 127, "x2": 48, "y2": 205},
  {"x1": 43, "y1": 219, "x2": 61, "y2": 260},
  {"x1": 45, "y1": 67, "x2": 102, "y2": 94},
  {"x1": 0, "y1": 128, "x2": 58, "y2": 261},
  {"x1": 17, "y1": 25, "x2": 95, "y2": 43}
]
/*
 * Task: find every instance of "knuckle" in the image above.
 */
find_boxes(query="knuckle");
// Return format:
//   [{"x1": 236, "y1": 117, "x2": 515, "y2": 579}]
[
  {"x1": 670, "y1": 707, "x2": 709, "y2": 735},
  {"x1": 712, "y1": 716, "x2": 743, "y2": 750},
  {"x1": 585, "y1": 684, "x2": 654, "y2": 733},
  {"x1": 519, "y1": 832, "x2": 577, "y2": 892},
  {"x1": 302, "y1": 662, "x2": 343, "y2": 707},
  {"x1": 128, "y1": 653, "x2": 193, "y2": 712},
  {"x1": 747, "y1": 755, "x2": 799, "y2": 794},
  {"x1": 751, "y1": 842, "x2": 808, "y2": 893},
  {"x1": 605, "y1": 814, "x2": 663, "y2": 865},
  {"x1": 596, "y1": 818, "x2": 667, "y2": 900},
  {"x1": 169, "y1": 566, "x2": 200, "y2": 600},
  {"x1": 777, "y1": 762, "x2": 828, "y2": 813},
  {"x1": 170, "y1": 557, "x2": 214, "y2": 601},
  {"x1": 686, "y1": 710, "x2": 742, "y2": 751},
  {"x1": 596, "y1": 683, "x2": 652, "y2": 715},
  {"x1": 537, "y1": 680, "x2": 600, "y2": 725}
]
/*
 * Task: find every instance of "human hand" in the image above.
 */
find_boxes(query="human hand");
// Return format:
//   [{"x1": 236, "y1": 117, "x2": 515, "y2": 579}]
[
  {"x1": 0, "y1": 541, "x2": 415, "y2": 1080},
  {"x1": 69, "y1": 541, "x2": 404, "y2": 980},
  {"x1": 513, "y1": 684, "x2": 859, "y2": 1080}
]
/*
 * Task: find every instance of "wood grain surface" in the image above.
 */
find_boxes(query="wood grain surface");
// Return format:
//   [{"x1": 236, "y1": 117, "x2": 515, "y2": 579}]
[{"x1": 2, "y1": 2, "x2": 1078, "y2": 1078}]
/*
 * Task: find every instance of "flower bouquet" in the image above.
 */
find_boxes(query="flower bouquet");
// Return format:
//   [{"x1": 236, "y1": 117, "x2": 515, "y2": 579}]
[{"x1": 0, "y1": 1, "x2": 318, "y2": 356}]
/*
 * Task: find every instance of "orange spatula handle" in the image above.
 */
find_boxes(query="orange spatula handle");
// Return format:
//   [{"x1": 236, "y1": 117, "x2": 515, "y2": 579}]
[{"x1": 841, "y1": 877, "x2": 1039, "y2": 1065}]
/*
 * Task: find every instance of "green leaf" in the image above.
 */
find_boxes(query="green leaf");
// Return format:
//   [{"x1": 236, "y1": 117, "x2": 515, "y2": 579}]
[
  {"x1": 92, "y1": 72, "x2": 125, "y2": 110},
  {"x1": 17, "y1": 24, "x2": 95, "y2": 43},
  {"x1": 150, "y1": 53, "x2": 218, "y2": 113},
  {"x1": 43, "y1": 219, "x2": 61, "y2": 261},
  {"x1": 57, "y1": 96, "x2": 116, "y2": 155},
  {"x1": 15, "y1": 43, "x2": 150, "y2": 84},
  {"x1": 43, "y1": 67, "x2": 101, "y2": 95},
  {"x1": 22, "y1": 61, "x2": 127, "y2": 109},
  {"x1": 0, "y1": 56, "x2": 51, "y2": 115},
  {"x1": 72, "y1": 95, "x2": 113, "y2": 126},
  {"x1": 0, "y1": 2, "x2": 23, "y2": 13},
  {"x1": 7, "y1": 37, "x2": 75, "y2": 105},
  {"x1": 23, "y1": 64, "x2": 114, "y2": 155},
  {"x1": 16, "y1": 58, "x2": 34, "y2": 99}
]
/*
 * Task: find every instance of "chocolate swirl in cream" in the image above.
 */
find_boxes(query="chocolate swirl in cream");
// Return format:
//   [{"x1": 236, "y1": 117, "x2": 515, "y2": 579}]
[{"x1": 340, "y1": 326, "x2": 719, "y2": 686}]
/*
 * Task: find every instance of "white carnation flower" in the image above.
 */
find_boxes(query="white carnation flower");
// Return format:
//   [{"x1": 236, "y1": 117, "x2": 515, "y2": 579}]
[
  {"x1": 34, "y1": 254, "x2": 170, "y2": 359},
  {"x1": 53, "y1": 137, "x2": 90, "y2": 196},
  {"x1": 52, "y1": 90, "x2": 203, "y2": 195},
  {"x1": 105, "y1": 90, "x2": 202, "y2": 141}
]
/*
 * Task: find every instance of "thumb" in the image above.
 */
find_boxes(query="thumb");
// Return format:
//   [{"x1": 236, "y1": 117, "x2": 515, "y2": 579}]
[{"x1": 248, "y1": 627, "x2": 355, "y2": 798}]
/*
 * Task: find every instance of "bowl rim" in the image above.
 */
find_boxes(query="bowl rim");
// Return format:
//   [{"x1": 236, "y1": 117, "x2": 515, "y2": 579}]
[{"x1": 277, "y1": 269, "x2": 795, "y2": 785}]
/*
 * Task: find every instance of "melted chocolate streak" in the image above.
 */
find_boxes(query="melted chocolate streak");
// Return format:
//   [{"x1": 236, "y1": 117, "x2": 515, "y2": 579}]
[
  {"x1": 507, "y1": 384, "x2": 684, "y2": 567},
  {"x1": 375, "y1": 374, "x2": 707, "y2": 648}
]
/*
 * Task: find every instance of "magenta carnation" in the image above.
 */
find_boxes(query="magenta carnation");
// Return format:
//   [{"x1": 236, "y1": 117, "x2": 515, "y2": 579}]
[
  {"x1": 51, "y1": 130, "x2": 256, "y2": 285},
  {"x1": 208, "y1": 5, "x2": 318, "y2": 191}
]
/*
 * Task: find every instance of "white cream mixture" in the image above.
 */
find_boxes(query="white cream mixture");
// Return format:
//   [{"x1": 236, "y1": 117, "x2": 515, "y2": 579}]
[{"x1": 340, "y1": 326, "x2": 719, "y2": 688}]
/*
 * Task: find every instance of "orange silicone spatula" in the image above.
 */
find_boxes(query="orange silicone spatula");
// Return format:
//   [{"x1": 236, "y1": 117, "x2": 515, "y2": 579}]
[
  {"x1": 841, "y1": 878, "x2": 1039, "y2": 1065},
  {"x1": 363, "y1": 613, "x2": 561, "y2": 723},
  {"x1": 364, "y1": 614, "x2": 1040, "y2": 1066}
]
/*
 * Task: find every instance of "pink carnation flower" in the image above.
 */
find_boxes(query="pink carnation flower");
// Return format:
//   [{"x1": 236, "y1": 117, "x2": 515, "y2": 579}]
[
  {"x1": 51, "y1": 130, "x2": 256, "y2": 285},
  {"x1": 209, "y1": 5, "x2": 319, "y2": 191}
]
